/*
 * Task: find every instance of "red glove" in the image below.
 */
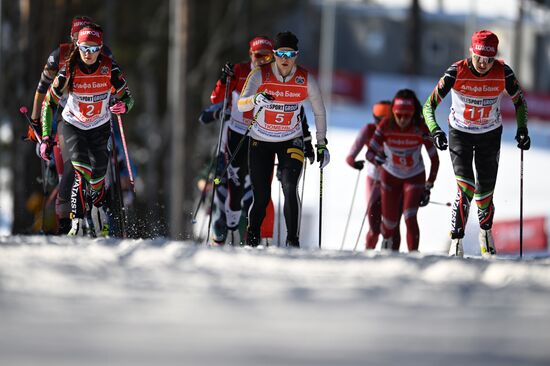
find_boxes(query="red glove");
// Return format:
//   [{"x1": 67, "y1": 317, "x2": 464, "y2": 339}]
[{"x1": 110, "y1": 101, "x2": 127, "y2": 115}]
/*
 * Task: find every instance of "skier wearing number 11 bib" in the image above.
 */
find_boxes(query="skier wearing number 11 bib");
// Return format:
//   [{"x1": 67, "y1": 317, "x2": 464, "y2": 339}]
[{"x1": 423, "y1": 30, "x2": 530, "y2": 258}]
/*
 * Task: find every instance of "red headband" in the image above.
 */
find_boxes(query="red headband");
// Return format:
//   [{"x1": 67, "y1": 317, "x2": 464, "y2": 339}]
[
  {"x1": 71, "y1": 17, "x2": 92, "y2": 35},
  {"x1": 471, "y1": 30, "x2": 498, "y2": 57},
  {"x1": 392, "y1": 98, "x2": 415, "y2": 115},
  {"x1": 78, "y1": 27, "x2": 103, "y2": 45},
  {"x1": 249, "y1": 37, "x2": 273, "y2": 52}
]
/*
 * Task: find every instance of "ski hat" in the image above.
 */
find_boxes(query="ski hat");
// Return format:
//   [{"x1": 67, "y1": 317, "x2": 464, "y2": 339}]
[
  {"x1": 249, "y1": 36, "x2": 273, "y2": 53},
  {"x1": 392, "y1": 98, "x2": 415, "y2": 115},
  {"x1": 274, "y1": 31, "x2": 299, "y2": 51},
  {"x1": 372, "y1": 101, "x2": 391, "y2": 121},
  {"x1": 471, "y1": 30, "x2": 499, "y2": 57},
  {"x1": 78, "y1": 26, "x2": 103, "y2": 45},
  {"x1": 71, "y1": 16, "x2": 93, "y2": 35}
]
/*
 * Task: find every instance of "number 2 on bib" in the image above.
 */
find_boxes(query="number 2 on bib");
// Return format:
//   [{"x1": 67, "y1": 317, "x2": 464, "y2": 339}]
[{"x1": 79, "y1": 102, "x2": 102, "y2": 118}]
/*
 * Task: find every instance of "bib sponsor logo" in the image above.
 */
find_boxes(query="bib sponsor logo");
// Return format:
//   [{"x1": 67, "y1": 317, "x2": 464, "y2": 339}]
[
  {"x1": 268, "y1": 104, "x2": 299, "y2": 112},
  {"x1": 100, "y1": 66, "x2": 109, "y2": 75},
  {"x1": 262, "y1": 88, "x2": 304, "y2": 99},
  {"x1": 75, "y1": 92, "x2": 108, "y2": 103},
  {"x1": 460, "y1": 84, "x2": 500, "y2": 93},
  {"x1": 74, "y1": 81, "x2": 109, "y2": 90},
  {"x1": 295, "y1": 76, "x2": 305, "y2": 84}
]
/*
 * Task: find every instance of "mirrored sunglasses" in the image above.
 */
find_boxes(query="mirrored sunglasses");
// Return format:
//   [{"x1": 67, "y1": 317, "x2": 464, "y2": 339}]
[
  {"x1": 274, "y1": 50, "x2": 299, "y2": 58},
  {"x1": 78, "y1": 44, "x2": 102, "y2": 53},
  {"x1": 473, "y1": 54, "x2": 495, "y2": 64}
]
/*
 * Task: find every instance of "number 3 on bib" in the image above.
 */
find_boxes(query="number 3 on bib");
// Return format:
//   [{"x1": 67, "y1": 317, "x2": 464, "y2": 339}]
[{"x1": 79, "y1": 102, "x2": 102, "y2": 118}]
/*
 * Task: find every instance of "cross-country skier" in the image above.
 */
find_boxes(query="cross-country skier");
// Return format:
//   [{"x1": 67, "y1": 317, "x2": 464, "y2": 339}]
[
  {"x1": 366, "y1": 89, "x2": 439, "y2": 252},
  {"x1": 210, "y1": 36, "x2": 275, "y2": 241},
  {"x1": 423, "y1": 30, "x2": 530, "y2": 258},
  {"x1": 346, "y1": 101, "x2": 402, "y2": 250},
  {"x1": 40, "y1": 24, "x2": 134, "y2": 236},
  {"x1": 238, "y1": 31, "x2": 328, "y2": 247}
]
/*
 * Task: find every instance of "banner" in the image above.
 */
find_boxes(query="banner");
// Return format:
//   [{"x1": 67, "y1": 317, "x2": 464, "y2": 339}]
[{"x1": 493, "y1": 216, "x2": 548, "y2": 253}]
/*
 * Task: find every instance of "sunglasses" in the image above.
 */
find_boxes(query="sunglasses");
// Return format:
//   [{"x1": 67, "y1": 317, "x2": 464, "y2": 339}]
[
  {"x1": 251, "y1": 53, "x2": 273, "y2": 62},
  {"x1": 274, "y1": 50, "x2": 299, "y2": 58},
  {"x1": 394, "y1": 113, "x2": 414, "y2": 120},
  {"x1": 472, "y1": 54, "x2": 495, "y2": 64},
  {"x1": 78, "y1": 44, "x2": 102, "y2": 54}
]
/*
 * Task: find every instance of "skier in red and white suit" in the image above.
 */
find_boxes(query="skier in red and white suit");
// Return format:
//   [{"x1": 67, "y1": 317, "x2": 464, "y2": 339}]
[
  {"x1": 210, "y1": 36, "x2": 276, "y2": 242},
  {"x1": 366, "y1": 89, "x2": 439, "y2": 252},
  {"x1": 346, "y1": 101, "x2": 402, "y2": 250}
]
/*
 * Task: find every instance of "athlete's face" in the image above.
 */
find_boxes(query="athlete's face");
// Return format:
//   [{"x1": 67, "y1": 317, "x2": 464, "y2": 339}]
[
  {"x1": 394, "y1": 112, "x2": 413, "y2": 129},
  {"x1": 78, "y1": 41, "x2": 102, "y2": 65},
  {"x1": 274, "y1": 48, "x2": 298, "y2": 77},
  {"x1": 471, "y1": 52, "x2": 495, "y2": 74},
  {"x1": 250, "y1": 50, "x2": 273, "y2": 67}
]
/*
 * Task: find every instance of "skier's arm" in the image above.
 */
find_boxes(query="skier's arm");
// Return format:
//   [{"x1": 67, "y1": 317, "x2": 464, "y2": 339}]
[
  {"x1": 110, "y1": 60, "x2": 134, "y2": 113},
  {"x1": 237, "y1": 67, "x2": 262, "y2": 112},
  {"x1": 41, "y1": 69, "x2": 67, "y2": 138},
  {"x1": 422, "y1": 64, "x2": 457, "y2": 133},
  {"x1": 346, "y1": 124, "x2": 370, "y2": 167},
  {"x1": 306, "y1": 74, "x2": 327, "y2": 144},
  {"x1": 504, "y1": 64, "x2": 528, "y2": 130},
  {"x1": 32, "y1": 48, "x2": 61, "y2": 120}
]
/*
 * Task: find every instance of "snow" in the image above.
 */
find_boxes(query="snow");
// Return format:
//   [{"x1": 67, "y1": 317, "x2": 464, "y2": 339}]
[{"x1": 0, "y1": 237, "x2": 549, "y2": 365}]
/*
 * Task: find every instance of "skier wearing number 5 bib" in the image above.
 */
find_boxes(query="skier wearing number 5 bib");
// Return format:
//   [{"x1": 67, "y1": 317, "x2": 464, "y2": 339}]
[
  {"x1": 423, "y1": 30, "x2": 530, "y2": 258},
  {"x1": 238, "y1": 31, "x2": 328, "y2": 248}
]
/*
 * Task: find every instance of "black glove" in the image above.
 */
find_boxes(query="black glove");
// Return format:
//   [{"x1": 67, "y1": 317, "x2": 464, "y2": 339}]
[
  {"x1": 419, "y1": 183, "x2": 433, "y2": 207},
  {"x1": 431, "y1": 127, "x2": 448, "y2": 150},
  {"x1": 316, "y1": 143, "x2": 330, "y2": 169},
  {"x1": 515, "y1": 127, "x2": 531, "y2": 150},
  {"x1": 352, "y1": 160, "x2": 365, "y2": 170},
  {"x1": 303, "y1": 137, "x2": 315, "y2": 164},
  {"x1": 220, "y1": 62, "x2": 234, "y2": 84}
]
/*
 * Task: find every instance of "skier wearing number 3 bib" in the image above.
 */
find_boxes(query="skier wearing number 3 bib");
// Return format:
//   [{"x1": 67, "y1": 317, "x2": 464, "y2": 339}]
[{"x1": 423, "y1": 30, "x2": 530, "y2": 258}]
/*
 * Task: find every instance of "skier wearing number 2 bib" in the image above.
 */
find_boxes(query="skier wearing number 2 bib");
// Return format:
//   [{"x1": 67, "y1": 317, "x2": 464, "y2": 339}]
[{"x1": 423, "y1": 30, "x2": 530, "y2": 258}]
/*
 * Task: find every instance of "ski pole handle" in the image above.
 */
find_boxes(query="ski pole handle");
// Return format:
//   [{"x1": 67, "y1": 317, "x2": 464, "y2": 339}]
[{"x1": 19, "y1": 106, "x2": 42, "y2": 144}]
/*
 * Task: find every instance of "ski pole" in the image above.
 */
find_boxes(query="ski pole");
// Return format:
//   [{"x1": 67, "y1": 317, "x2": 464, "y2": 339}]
[
  {"x1": 277, "y1": 171, "x2": 282, "y2": 247},
  {"x1": 429, "y1": 200, "x2": 452, "y2": 207},
  {"x1": 340, "y1": 166, "x2": 362, "y2": 250},
  {"x1": 116, "y1": 115, "x2": 134, "y2": 193},
  {"x1": 19, "y1": 106, "x2": 42, "y2": 143},
  {"x1": 298, "y1": 161, "x2": 307, "y2": 233},
  {"x1": 213, "y1": 106, "x2": 264, "y2": 185},
  {"x1": 206, "y1": 74, "x2": 232, "y2": 244},
  {"x1": 191, "y1": 149, "x2": 217, "y2": 224},
  {"x1": 353, "y1": 209, "x2": 368, "y2": 251},
  {"x1": 319, "y1": 167, "x2": 324, "y2": 249},
  {"x1": 520, "y1": 149, "x2": 524, "y2": 259}
]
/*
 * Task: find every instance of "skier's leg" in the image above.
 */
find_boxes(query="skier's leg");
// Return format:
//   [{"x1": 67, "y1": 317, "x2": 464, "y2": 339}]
[
  {"x1": 380, "y1": 170, "x2": 403, "y2": 250},
  {"x1": 449, "y1": 127, "x2": 475, "y2": 240},
  {"x1": 365, "y1": 176, "x2": 381, "y2": 249},
  {"x1": 402, "y1": 172, "x2": 425, "y2": 252}
]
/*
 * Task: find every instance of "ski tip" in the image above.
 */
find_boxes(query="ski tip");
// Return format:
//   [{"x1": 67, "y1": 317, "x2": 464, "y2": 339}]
[{"x1": 19, "y1": 106, "x2": 28, "y2": 114}]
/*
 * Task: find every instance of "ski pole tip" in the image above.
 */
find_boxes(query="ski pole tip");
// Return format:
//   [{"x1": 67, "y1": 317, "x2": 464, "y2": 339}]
[{"x1": 19, "y1": 106, "x2": 28, "y2": 114}]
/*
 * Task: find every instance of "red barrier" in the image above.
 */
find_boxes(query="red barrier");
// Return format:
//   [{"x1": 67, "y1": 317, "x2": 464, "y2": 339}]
[{"x1": 493, "y1": 216, "x2": 548, "y2": 253}]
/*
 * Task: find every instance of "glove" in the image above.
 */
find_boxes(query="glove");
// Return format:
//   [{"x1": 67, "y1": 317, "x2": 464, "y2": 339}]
[
  {"x1": 110, "y1": 101, "x2": 127, "y2": 115},
  {"x1": 419, "y1": 183, "x2": 433, "y2": 207},
  {"x1": 26, "y1": 118, "x2": 41, "y2": 142},
  {"x1": 220, "y1": 62, "x2": 234, "y2": 84},
  {"x1": 253, "y1": 92, "x2": 274, "y2": 107},
  {"x1": 39, "y1": 136, "x2": 53, "y2": 162},
  {"x1": 352, "y1": 160, "x2": 365, "y2": 170},
  {"x1": 431, "y1": 127, "x2": 448, "y2": 150},
  {"x1": 365, "y1": 150, "x2": 385, "y2": 166},
  {"x1": 304, "y1": 138, "x2": 315, "y2": 164},
  {"x1": 316, "y1": 143, "x2": 330, "y2": 169},
  {"x1": 515, "y1": 127, "x2": 531, "y2": 150}
]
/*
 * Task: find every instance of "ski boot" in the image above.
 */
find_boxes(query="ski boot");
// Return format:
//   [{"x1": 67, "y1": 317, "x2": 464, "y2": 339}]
[
  {"x1": 479, "y1": 229, "x2": 496, "y2": 258},
  {"x1": 449, "y1": 238, "x2": 464, "y2": 258}
]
